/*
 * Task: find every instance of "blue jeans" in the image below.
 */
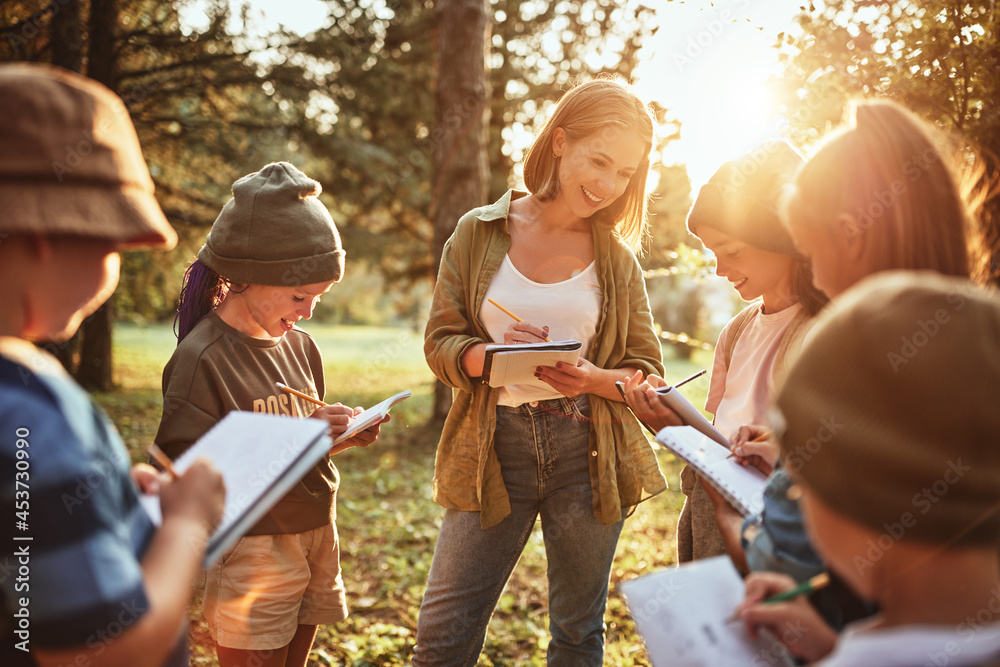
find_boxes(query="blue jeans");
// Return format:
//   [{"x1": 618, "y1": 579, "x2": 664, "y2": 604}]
[{"x1": 413, "y1": 395, "x2": 624, "y2": 667}]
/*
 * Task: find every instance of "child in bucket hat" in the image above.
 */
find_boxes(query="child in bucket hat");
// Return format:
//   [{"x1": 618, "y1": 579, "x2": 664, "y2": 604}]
[
  {"x1": 735, "y1": 271, "x2": 1000, "y2": 666},
  {"x1": 155, "y1": 161, "x2": 382, "y2": 666},
  {"x1": 0, "y1": 63, "x2": 225, "y2": 667}
]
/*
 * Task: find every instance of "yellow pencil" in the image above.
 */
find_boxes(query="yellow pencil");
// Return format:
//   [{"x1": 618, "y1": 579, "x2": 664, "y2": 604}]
[
  {"x1": 276, "y1": 382, "x2": 328, "y2": 408},
  {"x1": 148, "y1": 443, "x2": 180, "y2": 480},
  {"x1": 487, "y1": 298, "x2": 551, "y2": 342}
]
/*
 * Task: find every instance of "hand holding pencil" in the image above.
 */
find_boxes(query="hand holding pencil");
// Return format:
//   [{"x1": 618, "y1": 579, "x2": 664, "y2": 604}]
[
  {"x1": 732, "y1": 570, "x2": 839, "y2": 662},
  {"x1": 621, "y1": 369, "x2": 688, "y2": 431},
  {"x1": 488, "y1": 298, "x2": 552, "y2": 343},
  {"x1": 726, "y1": 424, "x2": 779, "y2": 476},
  {"x1": 276, "y1": 382, "x2": 387, "y2": 455}
]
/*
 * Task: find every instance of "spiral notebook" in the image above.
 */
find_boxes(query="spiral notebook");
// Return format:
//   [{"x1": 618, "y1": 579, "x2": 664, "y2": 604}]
[{"x1": 655, "y1": 425, "x2": 767, "y2": 516}]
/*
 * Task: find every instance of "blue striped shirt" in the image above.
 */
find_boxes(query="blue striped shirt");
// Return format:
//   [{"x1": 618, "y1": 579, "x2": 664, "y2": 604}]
[{"x1": 0, "y1": 342, "x2": 185, "y2": 665}]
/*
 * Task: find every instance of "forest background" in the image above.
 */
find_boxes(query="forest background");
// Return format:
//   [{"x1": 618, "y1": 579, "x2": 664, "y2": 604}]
[
  {"x1": 2, "y1": 0, "x2": 999, "y2": 664},
  {"x1": 2, "y1": 0, "x2": 997, "y2": 392}
]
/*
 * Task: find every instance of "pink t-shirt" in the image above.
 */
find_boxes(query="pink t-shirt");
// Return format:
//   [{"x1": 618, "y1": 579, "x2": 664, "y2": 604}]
[{"x1": 706, "y1": 302, "x2": 804, "y2": 440}]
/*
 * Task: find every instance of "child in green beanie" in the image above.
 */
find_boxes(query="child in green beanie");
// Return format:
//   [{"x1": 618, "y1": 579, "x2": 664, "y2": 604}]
[
  {"x1": 734, "y1": 271, "x2": 1000, "y2": 666},
  {"x1": 155, "y1": 162, "x2": 385, "y2": 667}
]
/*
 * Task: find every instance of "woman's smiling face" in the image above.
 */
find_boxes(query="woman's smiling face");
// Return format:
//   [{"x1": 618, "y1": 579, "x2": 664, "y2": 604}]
[{"x1": 552, "y1": 125, "x2": 646, "y2": 220}]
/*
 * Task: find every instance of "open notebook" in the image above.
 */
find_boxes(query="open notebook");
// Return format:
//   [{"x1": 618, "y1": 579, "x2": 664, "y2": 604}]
[
  {"x1": 142, "y1": 412, "x2": 331, "y2": 566},
  {"x1": 622, "y1": 556, "x2": 795, "y2": 667},
  {"x1": 656, "y1": 425, "x2": 767, "y2": 516},
  {"x1": 332, "y1": 390, "x2": 411, "y2": 444},
  {"x1": 481, "y1": 339, "x2": 582, "y2": 389}
]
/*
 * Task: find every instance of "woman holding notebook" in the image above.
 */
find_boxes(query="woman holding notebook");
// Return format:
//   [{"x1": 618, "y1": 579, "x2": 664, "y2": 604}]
[{"x1": 417, "y1": 78, "x2": 666, "y2": 666}]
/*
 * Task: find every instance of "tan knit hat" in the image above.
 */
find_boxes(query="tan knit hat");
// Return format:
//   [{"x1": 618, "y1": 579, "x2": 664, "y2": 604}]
[
  {"x1": 198, "y1": 162, "x2": 346, "y2": 286},
  {"x1": 687, "y1": 139, "x2": 803, "y2": 256},
  {"x1": 0, "y1": 63, "x2": 176, "y2": 249},
  {"x1": 775, "y1": 271, "x2": 1000, "y2": 547}
]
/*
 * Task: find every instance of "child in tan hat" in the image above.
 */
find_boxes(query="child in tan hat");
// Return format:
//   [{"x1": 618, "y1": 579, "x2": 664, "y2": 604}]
[
  {"x1": 734, "y1": 271, "x2": 1000, "y2": 665},
  {"x1": 0, "y1": 64, "x2": 225, "y2": 667},
  {"x1": 155, "y1": 161, "x2": 384, "y2": 667}
]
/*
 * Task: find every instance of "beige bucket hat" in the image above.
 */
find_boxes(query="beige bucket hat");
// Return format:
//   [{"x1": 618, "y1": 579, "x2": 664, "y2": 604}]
[{"x1": 0, "y1": 62, "x2": 176, "y2": 249}]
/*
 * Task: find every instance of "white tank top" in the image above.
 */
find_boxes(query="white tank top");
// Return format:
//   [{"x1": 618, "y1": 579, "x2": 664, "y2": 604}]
[{"x1": 481, "y1": 254, "x2": 603, "y2": 406}]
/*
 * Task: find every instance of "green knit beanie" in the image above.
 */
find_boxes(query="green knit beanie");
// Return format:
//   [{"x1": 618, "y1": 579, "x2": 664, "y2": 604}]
[
  {"x1": 199, "y1": 162, "x2": 345, "y2": 286},
  {"x1": 776, "y1": 271, "x2": 1000, "y2": 547},
  {"x1": 687, "y1": 139, "x2": 803, "y2": 256}
]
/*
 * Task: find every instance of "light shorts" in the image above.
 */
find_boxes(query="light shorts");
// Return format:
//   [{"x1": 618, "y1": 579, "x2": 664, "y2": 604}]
[{"x1": 204, "y1": 523, "x2": 348, "y2": 650}]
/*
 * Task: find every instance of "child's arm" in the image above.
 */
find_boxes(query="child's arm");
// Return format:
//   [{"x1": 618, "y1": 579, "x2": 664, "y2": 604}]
[
  {"x1": 700, "y1": 476, "x2": 750, "y2": 574},
  {"x1": 32, "y1": 460, "x2": 225, "y2": 667}
]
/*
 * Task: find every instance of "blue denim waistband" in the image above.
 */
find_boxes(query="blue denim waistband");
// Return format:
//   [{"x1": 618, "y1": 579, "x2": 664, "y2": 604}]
[{"x1": 497, "y1": 394, "x2": 589, "y2": 418}]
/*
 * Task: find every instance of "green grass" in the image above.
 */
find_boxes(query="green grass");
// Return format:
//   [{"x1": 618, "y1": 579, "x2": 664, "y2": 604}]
[{"x1": 97, "y1": 322, "x2": 713, "y2": 666}]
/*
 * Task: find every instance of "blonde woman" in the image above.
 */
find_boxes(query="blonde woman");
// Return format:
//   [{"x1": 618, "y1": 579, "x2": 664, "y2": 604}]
[{"x1": 416, "y1": 78, "x2": 665, "y2": 666}]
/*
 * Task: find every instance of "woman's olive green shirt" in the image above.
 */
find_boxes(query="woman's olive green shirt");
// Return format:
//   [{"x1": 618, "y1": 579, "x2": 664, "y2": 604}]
[{"x1": 424, "y1": 190, "x2": 667, "y2": 528}]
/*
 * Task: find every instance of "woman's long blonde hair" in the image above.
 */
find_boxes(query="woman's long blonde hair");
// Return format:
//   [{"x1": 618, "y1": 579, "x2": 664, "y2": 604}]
[
  {"x1": 785, "y1": 100, "x2": 979, "y2": 279},
  {"x1": 522, "y1": 77, "x2": 655, "y2": 254}
]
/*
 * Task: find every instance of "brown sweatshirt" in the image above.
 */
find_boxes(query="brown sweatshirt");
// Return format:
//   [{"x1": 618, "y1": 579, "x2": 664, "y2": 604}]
[{"x1": 155, "y1": 312, "x2": 337, "y2": 535}]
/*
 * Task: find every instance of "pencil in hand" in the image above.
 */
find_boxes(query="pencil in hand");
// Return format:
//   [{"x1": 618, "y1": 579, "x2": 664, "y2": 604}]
[
  {"x1": 726, "y1": 572, "x2": 831, "y2": 623},
  {"x1": 673, "y1": 369, "x2": 707, "y2": 389},
  {"x1": 276, "y1": 382, "x2": 328, "y2": 408},
  {"x1": 487, "y1": 298, "x2": 551, "y2": 342},
  {"x1": 148, "y1": 443, "x2": 180, "y2": 480}
]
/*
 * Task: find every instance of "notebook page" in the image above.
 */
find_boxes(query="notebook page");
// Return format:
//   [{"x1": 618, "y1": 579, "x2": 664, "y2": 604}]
[
  {"x1": 142, "y1": 412, "x2": 330, "y2": 565},
  {"x1": 656, "y1": 426, "x2": 767, "y2": 516},
  {"x1": 334, "y1": 390, "x2": 411, "y2": 443},
  {"x1": 622, "y1": 556, "x2": 795, "y2": 667}
]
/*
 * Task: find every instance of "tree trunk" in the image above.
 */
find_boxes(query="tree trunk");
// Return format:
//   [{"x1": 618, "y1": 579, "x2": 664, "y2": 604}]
[
  {"x1": 38, "y1": 0, "x2": 85, "y2": 375},
  {"x1": 430, "y1": 0, "x2": 491, "y2": 425},
  {"x1": 74, "y1": 0, "x2": 118, "y2": 391},
  {"x1": 50, "y1": 0, "x2": 83, "y2": 73}
]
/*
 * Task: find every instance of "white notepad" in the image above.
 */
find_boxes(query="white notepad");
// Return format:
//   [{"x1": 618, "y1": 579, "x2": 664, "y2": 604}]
[
  {"x1": 655, "y1": 385, "x2": 730, "y2": 447},
  {"x1": 656, "y1": 425, "x2": 767, "y2": 516},
  {"x1": 481, "y1": 339, "x2": 582, "y2": 388},
  {"x1": 142, "y1": 411, "x2": 331, "y2": 566},
  {"x1": 622, "y1": 556, "x2": 795, "y2": 667},
  {"x1": 333, "y1": 390, "x2": 411, "y2": 444}
]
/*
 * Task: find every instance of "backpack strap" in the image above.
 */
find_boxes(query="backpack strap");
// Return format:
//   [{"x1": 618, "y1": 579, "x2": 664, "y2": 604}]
[
  {"x1": 773, "y1": 307, "x2": 815, "y2": 384},
  {"x1": 723, "y1": 302, "x2": 761, "y2": 371}
]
